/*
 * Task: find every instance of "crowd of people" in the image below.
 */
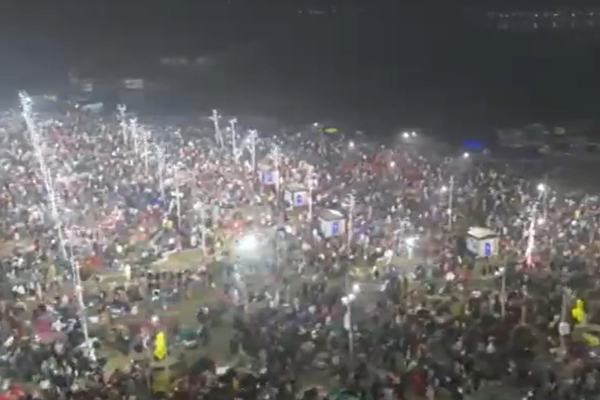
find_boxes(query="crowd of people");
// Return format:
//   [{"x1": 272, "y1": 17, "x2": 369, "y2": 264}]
[{"x1": 0, "y1": 101, "x2": 598, "y2": 400}]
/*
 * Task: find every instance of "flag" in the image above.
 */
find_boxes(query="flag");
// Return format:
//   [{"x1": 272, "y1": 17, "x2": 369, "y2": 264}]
[
  {"x1": 571, "y1": 299, "x2": 586, "y2": 324},
  {"x1": 154, "y1": 331, "x2": 167, "y2": 361}
]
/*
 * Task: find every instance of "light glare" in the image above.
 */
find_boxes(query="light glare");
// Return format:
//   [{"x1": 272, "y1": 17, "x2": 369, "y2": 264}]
[{"x1": 237, "y1": 234, "x2": 259, "y2": 252}]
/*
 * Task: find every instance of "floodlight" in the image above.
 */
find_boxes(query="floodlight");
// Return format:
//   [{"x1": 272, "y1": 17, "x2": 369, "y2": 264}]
[
  {"x1": 411, "y1": 131, "x2": 417, "y2": 137},
  {"x1": 462, "y1": 152, "x2": 470, "y2": 159},
  {"x1": 237, "y1": 234, "x2": 259, "y2": 252},
  {"x1": 402, "y1": 132, "x2": 410, "y2": 139},
  {"x1": 537, "y1": 183, "x2": 546, "y2": 192},
  {"x1": 342, "y1": 293, "x2": 356, "y2": 305}
]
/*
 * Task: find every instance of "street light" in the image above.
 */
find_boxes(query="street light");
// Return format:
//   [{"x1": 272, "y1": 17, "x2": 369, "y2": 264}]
[
  {"x1": 537, "y1": 181, "x2": 548, "y2": 221},
  {"x1": 524, "y1": 206, "x2": 537, "y2": 267},
  {"x1": 406, "y1": 236, "x2": 417, "y2": 259},
  {"x1": 411, "y1": 131, "x2": 417, "y2": 137},
  {"x1": 447, "y1": 176, "x2": 455, "y2": 231},
  {"x1": 402, "y1": 132, "x2": 410, "y2": 139},
  {"x1": 462, "y1": 152, "x2": 470, "y2": 159},
  {"x1": 342, "y1": 282, "x2": 361, "y2": 369}
]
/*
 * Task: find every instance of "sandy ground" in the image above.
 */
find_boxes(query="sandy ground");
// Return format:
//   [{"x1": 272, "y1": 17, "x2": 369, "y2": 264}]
[{"x1": 101, "y1": 248, "x2": 236, "y2": 374}]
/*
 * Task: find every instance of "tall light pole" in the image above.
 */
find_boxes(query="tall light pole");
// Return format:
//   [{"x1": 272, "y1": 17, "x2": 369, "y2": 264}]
[
  {"x1": 155, "y1": 146, "x2": 166, "y2": 202},
  {"x1": 559, "y1": 278, "x2": 571, "y2": 356},
  {"x1": 194, "y1": 201, "x2": 207, "y2": 256},
  {"x1": 306, "y1": 165, "x2": 317, "y2": 223},
  {"x1": 347, "y1": 194, "x2": 355, "y2": 249},
  {"x1": 130, "y1": 118, "x2": 139, "y2": 156},
  {"x1": 175, "y1": 187, "x2": 182, "y2": 228},
  {"x1": 247, "y1": 130, "x2": 258, "y2": 172},
  {"x1": 537, "y1": 182, "x2": 548, "y2": 222},
  {"x1": 173, "y1": 174, "x2": 183, "y2": 250},
  {"x1": 272, "y1": 145, "x2": 280, "y2": 200},
  {"x1": 20, "y1": 92, "x2": 68, "y2": 260},
  {"x1": 65, "y1": 228, "x2": 94, "y2": 360},
  {"x1": 142, "y1": 128, "x2": 150, "y2": 175},
  {"x1": 499, "y1": 267, "x2": 507, "y2": 317},
  {"x1": 117, "y1": 104, "x2": 128, "y2": 143},
  {"x1": 230, "y1": 118, "x2": 238, "y2": 161},
  {"x1": 20, "y1": 92, "x2": 93, "y2": 359},
  {"x1": 210, "y1": 109, "x2": 224, "y2": 148},
  {"x1": 342, "y1": 280, "x2": 360, "y2": 370},
  {"x1": 524, "y1": 204, "x2": 537, "y2": 267},
  {"x1": 448, "y1": 176, "x2": 454, "y2": 231}
]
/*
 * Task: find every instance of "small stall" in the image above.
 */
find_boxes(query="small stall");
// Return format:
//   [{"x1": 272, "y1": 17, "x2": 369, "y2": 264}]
[
  {"x1": 319, "y1": 209, "x2": 345, "y2": 238},
  {"x1": 258, "y1": 163, "x2": 279, "y2": 186},
  {"x1": 466, "y1": 226, "x2": 499, "y2": 258},
  {"x1": 284, "y1": 183, "x2": 309, "y2": 207}
]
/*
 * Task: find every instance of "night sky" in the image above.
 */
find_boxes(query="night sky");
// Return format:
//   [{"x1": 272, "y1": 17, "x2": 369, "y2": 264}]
[{"x1": 1, "y1": 0, "x2": 599, "y2": 139}]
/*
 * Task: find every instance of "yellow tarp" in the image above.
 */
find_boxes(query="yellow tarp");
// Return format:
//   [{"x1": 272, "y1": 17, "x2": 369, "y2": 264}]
[
  {"x1": 582, "y1": 332, "x2": 600, "y2": 346},
  {"x1": 154, "y1": 331, "x2": 167, "y2": 361}
]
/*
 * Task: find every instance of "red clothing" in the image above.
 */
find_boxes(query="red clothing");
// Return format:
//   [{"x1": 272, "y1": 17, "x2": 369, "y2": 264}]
[{"x1": 411, "y1": 371, "x2": 426, "y2": 396}]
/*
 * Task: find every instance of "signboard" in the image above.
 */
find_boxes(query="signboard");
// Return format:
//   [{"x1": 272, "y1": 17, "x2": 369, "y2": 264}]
[
  {"x1": 123, "y1": 79, "x2": 144, "y2": 90},
  {"x1": 81, "y1": 81, "x2": 94, "y2": 93},
  {"x1": 484, "y1": 242, "x2": 492, "y2": 257},
  {"x1": 332, "y1": 221, "x2": 339, "y2": 236},
  {"x1": 79, "y1": 102, "x2": 104, "y2": 114},
  {"x1": 259, "y1": 170, "x2": 278, "y2": 185},
  {"x1": 462, "y1": 139, "x2": 484, "y2": 151},
  {"x1": 263, "y1": 172, "x2": 273, "y2": 184}
]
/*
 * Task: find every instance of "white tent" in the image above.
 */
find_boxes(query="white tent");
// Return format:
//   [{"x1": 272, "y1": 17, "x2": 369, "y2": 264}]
[
  {"x1": 258, "y1": 164, "x2": 278, "y2": 185},
  {"x1": 319, "y1": 209, "x2": 345, "y2": 238},
  {"x1": 284, "y1": 183, "x2": 308, "y2": 207},
  {"x1": 466, "y1": 226, "x2": 499, "y2": 258}
]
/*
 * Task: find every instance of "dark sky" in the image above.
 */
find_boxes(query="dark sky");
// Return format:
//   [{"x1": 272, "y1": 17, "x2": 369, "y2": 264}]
[{"x1": 0, "y1": 0, "x2": 599, "y2": 136}]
